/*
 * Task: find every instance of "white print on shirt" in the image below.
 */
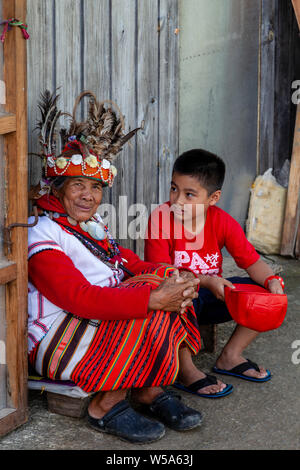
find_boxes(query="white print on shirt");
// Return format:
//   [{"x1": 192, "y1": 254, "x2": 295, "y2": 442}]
[
  {"x1": 174, "y1": 251, "x2": 220, "y2": 275},
  {"x1": 204, "y1": 252, "x2": 219, "y2": 268},
  {"x1": 190, "y1": 252, "x2": 210, "y2": 272}
]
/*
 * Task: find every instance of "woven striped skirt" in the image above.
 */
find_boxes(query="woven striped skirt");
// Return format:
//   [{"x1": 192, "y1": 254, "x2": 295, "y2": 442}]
[{"x1": 29, "y1": 267, "x2": 201, "y2": 393}]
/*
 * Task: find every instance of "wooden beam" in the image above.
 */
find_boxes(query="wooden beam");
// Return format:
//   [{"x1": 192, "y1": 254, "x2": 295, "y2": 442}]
[
  {"x1": 0, "y1": 114, "x2": 16, "y2": 135},
  {"x1": 0, "y1": 408, "x2": 27, "y2": 438},
  {"x1": 0, "y1": 408, "x2": 16, "y2": 420},
  {"x1": 0, "y1": 263, "x2": 17, "y2": 285}
]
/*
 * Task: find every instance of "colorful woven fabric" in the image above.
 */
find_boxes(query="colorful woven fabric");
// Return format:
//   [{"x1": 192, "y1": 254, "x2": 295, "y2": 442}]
[{"x1": 30, "y1": 270, "x2": 201, "y2": 393}]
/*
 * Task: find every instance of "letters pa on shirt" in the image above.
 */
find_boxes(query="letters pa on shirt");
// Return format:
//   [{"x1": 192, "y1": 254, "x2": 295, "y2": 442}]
[{"x1": 174, "y1": 250, "x2": 220, "y2": 275}]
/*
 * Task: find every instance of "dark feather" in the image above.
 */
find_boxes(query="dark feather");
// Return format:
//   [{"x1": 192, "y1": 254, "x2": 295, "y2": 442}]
[
  {"x1": 36, "y1": 89, "x2": 60, "y2": 131},
  {"x1": 35, "y1": 88, "x2": 140, "y2": 162}
]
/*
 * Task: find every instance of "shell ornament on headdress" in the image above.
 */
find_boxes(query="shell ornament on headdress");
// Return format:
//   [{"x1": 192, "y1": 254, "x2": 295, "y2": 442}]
[{"x1": 35, "y1": 89, "x2": 140, "y2": 187}]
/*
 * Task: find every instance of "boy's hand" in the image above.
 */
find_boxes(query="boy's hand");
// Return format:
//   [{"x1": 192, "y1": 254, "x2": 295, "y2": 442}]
[
  {"x1": 205, "y1": 275, "x2": 235, "y2": 301},
  {"x1": 267, "y1": 278, "x2": 284, "y2": 295}
]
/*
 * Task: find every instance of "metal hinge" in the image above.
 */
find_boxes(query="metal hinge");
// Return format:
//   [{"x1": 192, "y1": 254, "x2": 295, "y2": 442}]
[{"x1": 4, "y1": 206, "x2": 39, "y2": 254}]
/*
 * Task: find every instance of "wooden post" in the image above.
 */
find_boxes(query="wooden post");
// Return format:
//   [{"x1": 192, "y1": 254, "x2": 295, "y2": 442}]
[
  {"x1": 291, "y1": 0, "x2": 300, "y2": 258},
  {"x1": 280, "y1": 1, "x2": 300, "y2": 257},
  {"x1": 0, "y1": 0, "x2": 29, "y2": 435},
  {"x1": 280, "y1": 105, "x2": 300, "y2": 256}
]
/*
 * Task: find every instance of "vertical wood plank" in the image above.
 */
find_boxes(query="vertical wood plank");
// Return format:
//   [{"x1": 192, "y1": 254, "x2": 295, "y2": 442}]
[
  {"x1": 0, "y1": 0, "x2": 28, "y2": 434},
  {"x1": 280, "y1": 1, "x2": 300, "y2": 256},
  {"x1": 0, "y1": 37, "x2": 6, "y2": 405},
  {"x1": 55, "y1": 0, "x2": 81, "y2": 129},
  {"x1": 136, "y1": 0, "x2": 159, "y2": 257},
  {"x1": 295, "y1": 13, "x2": 300, "y2": 257},
  {"x1": 111, "y1": 0, "x2": 137, "y2": 250},
  {"x1": 280, "y1": 105, "x2": 300, "y2": 256},
  {"x1": 258, "y1": 0, "x2": 276, "y2": 175},
  {"x1": 0, "y1": 1, "x2": 4, "y2": 114},
  {"x1": 273, "y1": 1, "x2": 300, "y2": 176},
  {"x1": 83, "y1": 0, "x2": 111, "y2": 98},
  {"x1": 27, "y1": 0, "x2": 55, "y2": 184},
  {"x1": 83, "y1": 0, "x2": 111, "y2": 208},
  {"x1": 158, "y1": 0, "x2": 179, "y2": 203},
  {"x1": 14, "y1": 0, "x2": 28, "y2": 417}
]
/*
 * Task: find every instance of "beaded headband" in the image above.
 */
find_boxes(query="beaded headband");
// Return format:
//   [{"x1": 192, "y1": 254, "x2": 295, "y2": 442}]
[{"x1": 35, "y1": 89, "x2": 140, "y2": 187}]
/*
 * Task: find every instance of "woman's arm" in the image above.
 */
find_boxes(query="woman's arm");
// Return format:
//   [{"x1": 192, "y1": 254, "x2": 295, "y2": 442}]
[
  {"x1": 29, "y1": 249, "x2": 152, "y2": 321},
  {"x1": 29, "y1": 250, "x2": 200, "y2": 321}
]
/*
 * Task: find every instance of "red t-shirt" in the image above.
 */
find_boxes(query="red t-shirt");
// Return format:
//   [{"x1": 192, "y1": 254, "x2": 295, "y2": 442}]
[{"x1": 144, "y1": 202, "x2": 259, "y2": 276}]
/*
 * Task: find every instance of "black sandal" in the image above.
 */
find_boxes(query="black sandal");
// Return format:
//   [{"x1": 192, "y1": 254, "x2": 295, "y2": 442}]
[
  {"x1": 213, "y1": 359, "x2": 272, "y2": 382},
  {"x1": 173, "y1": 374, "x2": 233, "y2": 398},
  {"x1": 135, "y1": 391, "x2": 203, "y2": 431},
  {"x1": 87, "y1": 399, "x2": 165, "y2": 443}
]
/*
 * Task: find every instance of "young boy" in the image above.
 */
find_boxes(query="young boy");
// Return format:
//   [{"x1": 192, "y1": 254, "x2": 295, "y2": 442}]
[{"x1": 144, "y1": 148, "x2": 285, "y2": 398}]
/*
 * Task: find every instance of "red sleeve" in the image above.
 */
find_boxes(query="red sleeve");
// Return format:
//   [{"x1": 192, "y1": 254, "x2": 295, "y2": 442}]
[
  {"x1": 144, "y1": 237, "x2": 173, "y2": 264},
  {"x1": 28, "y1": 250, "x2": 152, "y2": 321},
  {"x1": 119, "y1": 246, "x2": 160, "y2": 275},
  {"x1": 222, "y1": 211, "x2": 260, "y2": 269},
  {"x1": 144, "y1": 206, "x2": 173, "y2": 264}
]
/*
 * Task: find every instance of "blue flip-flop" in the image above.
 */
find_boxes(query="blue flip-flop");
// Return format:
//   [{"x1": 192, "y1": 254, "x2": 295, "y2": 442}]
[
  {"x1": 172, "y1": 374, "x2": 234, "y2": 398},
  {"x1": 212, "y1": 359, "x2": 272, "y2": 383}
]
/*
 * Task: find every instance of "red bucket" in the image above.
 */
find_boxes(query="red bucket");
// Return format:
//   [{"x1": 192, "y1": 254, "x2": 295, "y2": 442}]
[{"x1": 224, "y1": 284, "x2": 288, "y2": 332}]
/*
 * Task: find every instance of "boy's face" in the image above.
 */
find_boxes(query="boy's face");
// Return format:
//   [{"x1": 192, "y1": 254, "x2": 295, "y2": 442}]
[{"x1": 169, "y1": 172, "x2": 221, "y2": 229}]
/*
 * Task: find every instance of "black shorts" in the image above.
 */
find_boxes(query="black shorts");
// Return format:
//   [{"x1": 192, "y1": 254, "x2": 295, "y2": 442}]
[{"x1": 193, "y1": 276, "x2": 259, "y2": 325}]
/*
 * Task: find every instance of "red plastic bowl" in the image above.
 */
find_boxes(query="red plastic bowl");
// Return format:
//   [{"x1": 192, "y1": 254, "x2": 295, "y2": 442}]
[{"x1": 224, "y1": 284, "x2": 288, "y2": 332}]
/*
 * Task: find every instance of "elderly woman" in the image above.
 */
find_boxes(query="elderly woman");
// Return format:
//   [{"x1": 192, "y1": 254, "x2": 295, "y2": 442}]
[{"x1": 27, "y1": 91, "x2": 202, "y2": 444}]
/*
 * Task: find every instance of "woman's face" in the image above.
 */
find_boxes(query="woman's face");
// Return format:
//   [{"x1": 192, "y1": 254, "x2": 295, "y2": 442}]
[{"x1": 55, "y1": 177, "x2": 103, "y2": 222}]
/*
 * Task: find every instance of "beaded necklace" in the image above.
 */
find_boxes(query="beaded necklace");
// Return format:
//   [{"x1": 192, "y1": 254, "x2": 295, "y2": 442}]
[{"x1": 42, "y1": 210, "x2": 134, "y2": 277}]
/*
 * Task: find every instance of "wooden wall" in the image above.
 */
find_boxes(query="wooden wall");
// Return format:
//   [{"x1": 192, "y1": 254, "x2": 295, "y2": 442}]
[
  {"x1": 26, "y1": 1, "x2": 300, "y2": 255},
  {"x1": 259, "y1": 0, "x2": 300, "y2": 176},
  {"x1": 26, "y1": 0, "x2": 179, "y2": 255}
]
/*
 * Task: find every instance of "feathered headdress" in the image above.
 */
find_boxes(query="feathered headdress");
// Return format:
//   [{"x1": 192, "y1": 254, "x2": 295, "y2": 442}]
[{"x1": 35, "y1": 89, "x2": 140, "y2": 187}]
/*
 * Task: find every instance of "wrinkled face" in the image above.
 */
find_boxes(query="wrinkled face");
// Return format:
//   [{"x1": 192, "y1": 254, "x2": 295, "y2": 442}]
[
  {"x1": 54, "y1": 177, "x2": 103, "y2": 222},
  {"x1": 169, "y1": 172, "x2": 220, "y2": 228}
]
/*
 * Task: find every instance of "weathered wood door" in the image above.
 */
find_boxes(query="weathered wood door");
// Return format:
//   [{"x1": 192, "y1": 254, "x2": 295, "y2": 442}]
[
  {"x1": 27, "y1": 0, "x2": 179, "y2": 257},
  {"x1": 0, "y1": 0, "x2": 28, "y2": 436}
]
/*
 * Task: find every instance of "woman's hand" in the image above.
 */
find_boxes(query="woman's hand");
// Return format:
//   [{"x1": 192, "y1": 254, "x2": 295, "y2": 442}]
[
  {"x1": 172, "y1": 269, "x2": 200, "y2": 312},
  {"x1": 177, "y1": 269, "x2": 198, "y2": 282},
  {"x1": 204, "y1": 275, "x2": 235, "y2": 301},
  {"x1": 176, "y1": 270, "x2": 200, "y2": 312},
  {"x1": 148, "y1": 273, "x2": 200, "y2": 313}
]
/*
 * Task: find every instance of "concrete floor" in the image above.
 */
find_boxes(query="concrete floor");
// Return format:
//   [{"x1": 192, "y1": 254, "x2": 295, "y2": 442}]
[{"x1": 0, "y1": 255, "x2": 299, "y2": 450}]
